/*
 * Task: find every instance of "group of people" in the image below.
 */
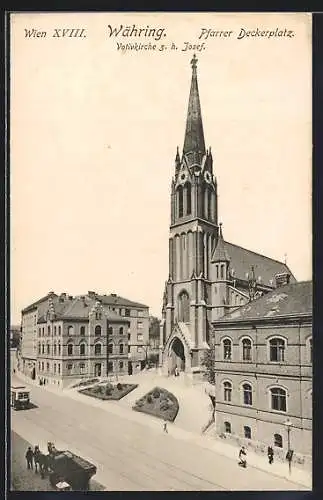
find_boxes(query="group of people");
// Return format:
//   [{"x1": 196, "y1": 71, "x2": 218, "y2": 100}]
[
  {"x1": 25, "y1": 442, "x2": 57, "y2": 478},
  {"x1": 238, "y1": 445, "x2": 275, "y2": 469},
  {"x1": 25, "y1": 445, "x2": 46, "y2": 478}
]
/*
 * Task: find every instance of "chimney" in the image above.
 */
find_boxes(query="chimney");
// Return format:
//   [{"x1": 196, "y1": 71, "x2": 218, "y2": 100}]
[{"x1": 274, "y1": 273, "x2": 290, "y2": 288}]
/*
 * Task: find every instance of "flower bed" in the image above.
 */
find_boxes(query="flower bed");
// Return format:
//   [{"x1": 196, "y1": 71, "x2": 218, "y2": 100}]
[
  {"x1": 132, "y1": 386, "x2": 179, "y2": 422},
  {"x1": 71, "y1": 378, "x2": 100, "y2": 389},
  {"x1": 79, "y1": 382, "x2": 138, "y2": 400}
]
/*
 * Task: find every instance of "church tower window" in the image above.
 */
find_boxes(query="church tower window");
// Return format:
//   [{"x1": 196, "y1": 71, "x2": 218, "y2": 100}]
[
  {"x1": 177, "y1": 291, "x2": 190, "y2": 323},
  {"x1": 178, "y1": 186, "x2": 184, "y2": 218},
  {"x1": 186, "y1": 183, "x2": 192, "y2": 215}
]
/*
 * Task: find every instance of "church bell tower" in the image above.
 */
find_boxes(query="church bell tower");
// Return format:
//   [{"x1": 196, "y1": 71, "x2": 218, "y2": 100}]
[{"x1": 160, "y1": 55, "x2": 219, "y2": 375}]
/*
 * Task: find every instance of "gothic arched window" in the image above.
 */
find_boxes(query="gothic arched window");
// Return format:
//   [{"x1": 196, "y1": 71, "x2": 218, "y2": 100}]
[
  {"x1": 177, "y1": 291, "x2": 190, "y2": 323},
  {"x1": 178, "y1": 186, "x2": 183, "y2": 218},
  {"x1": 186, "y1": 183, "x2": 191, "y2": 215},
  {"x1": 95, "y1": 343, "x2": 102, "y2": 355},
  {"x1": 95, "y1": 325, "x2": 102, "y2": 337}
]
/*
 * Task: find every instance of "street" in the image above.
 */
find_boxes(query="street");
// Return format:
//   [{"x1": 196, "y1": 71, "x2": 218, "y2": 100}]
[{"x1": 10, "y1": 380, "x2": 308, "y2": 491}]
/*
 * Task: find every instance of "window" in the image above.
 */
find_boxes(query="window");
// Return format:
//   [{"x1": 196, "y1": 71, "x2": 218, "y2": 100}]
[
  {"x1": 47, "y1": 344, "x2": 50, "y2": 355},
  {"x1": 177, "y1": 291, "x2": 190, "y2": 323},
  {"x1": 223, "y1": 381, "x2": 232, "y2": 402},
  {"x1": 42, "y1": 327, "x2": 45, "y2": 336},
  {"x1": 137, "y1": 347, "x2": 142, "y2": 353},
  {"x1": 58, "y1": 326, "x2": 61, "y2": 336},
  {"x1": 95, "y1": 343, "x2": 102, "y2": 355},
  {"x1": 38, "y1": 328, "x2": 41, "y2": 337},
  {"x1": 54, "y1": 363, "x2": 56, "y2": 374},
  {"x1": 41, "y1": 362, "x2": 44, "y2": 371},
  {"x1": 58, "y1": 343, "x2": 61, "y2": 355},
  {"x1": 54, "y1": 344, "x2": 57, "y2": 356},
  {"x1": 271, "y1": 387, "x2": 287, "y2": 412},
  {"x1": 108, "y1": 343, "x2": 113, "y2": 354},
  {"x1": 80, "y1": 326, "x2": 85, "y2": 336},
  {"x1": 68, "y1": 325, "x2": 74, "y2": 336},
  {"x1": 108, "y1": 327, "x2": 113, "y2": 335},
  {"x1": 119, "y1": 327, "x2": 124, "y2": 335},
  {"x1": 67, "y1": 343, "x2": 73, "y2": 356},
  {"x1": 137, "y1": 322, "x2": 143, "y2": 329},
  {"x1": 242, "y1": 338, "x2": 252, "y2": 361},
  {"x1": 80, "y1": 343, "x2": 86, "y2": 356},
  {"x1": 38, "y1": 342, "x2": 41, "y2": 354},
  {"x1": 186, "y1": 183, "x2": 192, "y2": 215},
  {"x1": 128, "y1": 345, "x2": 131, "y2": 353},
  {"x1": 38, "y1": 361, "x2": 41, "y2": 371},
  {"x1": 48, "y1": 325, "x2": 51, "y2": 335},
  {"x1": 309, "y1": 338, "x2": 312, "y2": 363},
  {"x1": 274, "y1": 433, "x2": 283, "y2": 448},
  {"x1": 58, "y1": 363, "x2": 61, "y2": 374},
  {"x1": 67, "y1": 363, "x2": 73, "y2": 371},
  {"x1": 138, "y1": 310, "x2": 143, "y2": 317},
  {"x1": 95, "y1": 312, "x2": 102, "y2": 320},
  {"x1": 243, "y1": 383, "x2": 253, "y2": 405},
  {"x1": 95, "y1": 325, "x2": 102, "y2": 337},
  {"x1": 119, "y1": 361, "x2": 124, "y2": 370},
  {"x1": 119, "y1": 344, "x2": 124, "y2": 354},
  {"x1": 125, "y1": 309, "x2": 130, "y2": 317},
  {"x1": 46, "y1": 362, "x2": 49, "y2": 372},
  {"x1": 137, "y1": 334, "x2": 143, "y2": 342},
  {"x1": 54, "y1": 326, "x2": 57, "y2": 336},
  {"x1": 178, "y1": 185, "x2": 183, "y2": 218},
  {"x1": 269, "y1": 338, "x2": 285, "y2": 362},
  {"x1": 244, "y1": 426, "x2": 251, "y2": 439},
  {"x1": 223, "y1": 339, "x2": 232, "y2": 360},
  {"x1": 108, "y1": 361, "x2": 113, "y2": 372},
  {"x1": 224, "y1": 421, "x2": 231, "y2": 433},
  {"x1": 80, "y1": 363, "x2": 85, "y2": 374}
]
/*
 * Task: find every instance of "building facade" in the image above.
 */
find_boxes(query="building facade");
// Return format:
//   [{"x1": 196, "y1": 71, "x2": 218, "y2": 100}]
[
  {"x1": 160, "y1": 55, "x2": 295, "y2": 378},
  {"x1": 213, "y1": 281, "x2": 312, "y2": 464},
  {"x1": 20, "y1": 291, "x2": 149, "y2": 385}
]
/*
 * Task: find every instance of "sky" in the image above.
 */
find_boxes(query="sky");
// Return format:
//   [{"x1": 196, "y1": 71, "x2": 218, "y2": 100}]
[{"x1": 10, "y1": 12, "x2": 312, "y2": 324}]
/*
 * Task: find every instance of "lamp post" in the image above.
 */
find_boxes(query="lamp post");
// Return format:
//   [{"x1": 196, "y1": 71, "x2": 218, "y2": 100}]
[{"x1": 284, "y1": 418, "x2": 293, "y2": 475}]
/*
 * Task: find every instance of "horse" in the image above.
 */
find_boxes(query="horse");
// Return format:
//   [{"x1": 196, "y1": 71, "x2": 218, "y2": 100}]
[{"x1": 33, "y1": 447, "x2": 48, "y2": 478}]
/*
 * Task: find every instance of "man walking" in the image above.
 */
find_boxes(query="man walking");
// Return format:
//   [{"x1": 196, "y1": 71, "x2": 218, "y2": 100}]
[
  {"x1": 163, "y1": 421, "x2": 168, "y2": 433},
  {"x1": 267, "y1": 446, "x2": 274, "y2": 464},
  {"x1": 25, "y1": 447, "x2": 34, "y2": 470}
]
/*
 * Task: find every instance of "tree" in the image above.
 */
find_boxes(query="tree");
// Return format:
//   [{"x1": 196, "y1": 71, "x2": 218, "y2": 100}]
[{"x1": 201, "y1": 346, "x2": 216, "y2": 385}]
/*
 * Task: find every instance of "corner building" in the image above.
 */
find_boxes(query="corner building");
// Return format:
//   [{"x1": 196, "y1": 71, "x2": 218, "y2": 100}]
[{"x1": 160, "y1": 55, "x2": 295, "y2": 379}]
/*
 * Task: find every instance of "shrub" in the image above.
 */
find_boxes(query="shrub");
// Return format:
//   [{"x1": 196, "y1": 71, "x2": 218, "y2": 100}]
[
  {"x1": 152, "y1": 389, "x2": 160, "y2": 399},
  {"x1": 160, "y1": 401, "x2": 169, "y2": 411},
  {"x1": 147, "y1": 395, "x2": 153, "y2": 404},
  {"x1": 117, "y1": 383, "x2": 123, "y2": 391}
]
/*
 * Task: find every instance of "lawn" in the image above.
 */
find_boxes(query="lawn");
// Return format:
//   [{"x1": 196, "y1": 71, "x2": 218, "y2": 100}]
[
  {"x1": 132, "y1": 386, "x2": 179, "y2": 422},
  {"x1": 79, "y1": 382, "x2": 138, "y2": 401}
]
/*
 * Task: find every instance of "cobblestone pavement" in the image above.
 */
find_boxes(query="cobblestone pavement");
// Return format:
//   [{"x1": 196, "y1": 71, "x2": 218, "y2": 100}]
[
  {"x1": 10, "y1": 431, "x2": 105, "y2": 491},
  {"x1": 10, "y1": 373, "x2": 310, "y2": 491}
]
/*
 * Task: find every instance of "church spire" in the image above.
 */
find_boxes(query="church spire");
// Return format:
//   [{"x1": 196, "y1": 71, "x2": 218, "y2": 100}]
[
  {"x1": 183, "y1": 55, "x2": 206, "y2": 162},
  {"x1": 211, "y1": 223, "x2": 230, "y2": 262}
]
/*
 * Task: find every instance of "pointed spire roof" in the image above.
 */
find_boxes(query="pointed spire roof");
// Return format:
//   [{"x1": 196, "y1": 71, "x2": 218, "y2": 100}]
[
  {"x1": 183, "y1": 55, "x2": 206, "y2": 163},
  {"x1": 211, "y1": 223, "x2": 230, "y2": 262}
]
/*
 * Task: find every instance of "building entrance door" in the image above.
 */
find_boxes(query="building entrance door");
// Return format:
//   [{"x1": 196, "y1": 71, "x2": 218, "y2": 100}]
[{"x1": 95, "y1": 363, "x2": 102, "y2": 377}]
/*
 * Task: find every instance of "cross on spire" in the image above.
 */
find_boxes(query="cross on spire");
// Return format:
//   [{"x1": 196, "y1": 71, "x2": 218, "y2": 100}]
[{"x1": 191, "y1": 54, "x2": 198, "y2": 70}]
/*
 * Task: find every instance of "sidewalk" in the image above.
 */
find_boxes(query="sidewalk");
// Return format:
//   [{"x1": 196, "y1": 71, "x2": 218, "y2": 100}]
[{"x1": 12, "y1": 370, "x2": 312, "y2": 489}]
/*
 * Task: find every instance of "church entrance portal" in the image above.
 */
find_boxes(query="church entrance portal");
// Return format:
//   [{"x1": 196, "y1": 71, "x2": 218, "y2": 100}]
[{"x1": 169, "y1": 337, "x2": 186, "y2": 374}]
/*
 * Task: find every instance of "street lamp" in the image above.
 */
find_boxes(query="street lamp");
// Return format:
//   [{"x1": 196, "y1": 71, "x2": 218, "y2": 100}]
[{"x1": 284, "y1": 418, "x2": 293, "y2": 475}]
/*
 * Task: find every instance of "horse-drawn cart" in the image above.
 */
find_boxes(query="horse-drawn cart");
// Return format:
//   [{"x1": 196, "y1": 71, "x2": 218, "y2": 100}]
[{"x1": 46, "y1": 444, "x2": 97, "y2": 491}]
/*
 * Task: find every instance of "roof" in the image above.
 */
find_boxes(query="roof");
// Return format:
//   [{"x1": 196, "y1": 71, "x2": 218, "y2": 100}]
[
  {"x1": 212, "y1": 224, "x2": 230, "y2": 262},
  {"x1": 221, "y1": 240, "x2": 295, "y2": 287},
  {"x1": 22, "y1": 292, "x2": 58, "y2": 313},
  {"x1": 98, "y1": 294, "x2": 148, "y2": 309},
  {"x1": 183, "y1": 55, "x2": 206, "y2": 164},
  {"x1": 38, "y1": 296, "x2": 130, "y2": 323},
  {"x1": 216, "y1": 281, "x2": 312, "y2": 323}
]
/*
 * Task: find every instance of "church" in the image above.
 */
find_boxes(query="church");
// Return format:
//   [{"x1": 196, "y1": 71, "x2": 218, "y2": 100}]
[{"x1": 159, "y1": 55, "x2": 295, "y2": 379}]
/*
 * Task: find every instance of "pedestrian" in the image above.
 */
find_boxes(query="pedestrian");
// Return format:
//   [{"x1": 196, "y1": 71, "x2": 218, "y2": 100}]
[
  {"x1": 25, "y1": 447, "x2": 34, "y2": 470},
  {"x1": 267, "y1": 446, "x2": 274, "y2": 465},
  {"x1": 238, "y1": 446, "x2": 247, "y2": 468},
  {"x1": 163, "y1": 421, "x2": 168, "y2": 433},
  {"x1": 34, "y1": 445, "x2": 40, "y2": 473}
]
